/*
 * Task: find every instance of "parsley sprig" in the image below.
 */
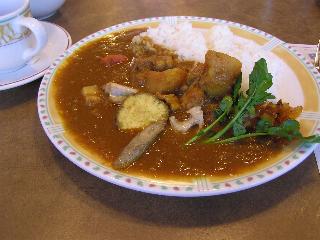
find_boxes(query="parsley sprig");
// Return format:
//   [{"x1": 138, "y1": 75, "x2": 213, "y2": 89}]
[{"x1": 187, "y1": 58, "x2": 320, "y2": 145}]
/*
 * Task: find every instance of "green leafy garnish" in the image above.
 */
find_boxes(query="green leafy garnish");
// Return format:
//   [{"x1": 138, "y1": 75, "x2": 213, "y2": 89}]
[
  {"x1": 232, "y1": 118, "x2": 246, "y2": 136},
  {"x1": 267, "y1": 119, "x2": 302, "y2": 141},
  {"x1": 213, "y1": 119, "x2": 320, "y2": 144},
  {"x1": 256, "y1": 118, "x2": 273, "y2": 132},
  {"x1": 185, "y1": 96, "x2": 233, "y2": 145},
  {"x1": 188, "y1": 58, "x2": 320, "y2": 145},
  {"x1": 232, "y1": 73, "x2": 242, "y2": 102},
  {"x1": 205, "y1": 58, "x2": 275, "y2": 143},
  {"x1": 303, "y1": 135, "x2": 320, "y2": 143}
]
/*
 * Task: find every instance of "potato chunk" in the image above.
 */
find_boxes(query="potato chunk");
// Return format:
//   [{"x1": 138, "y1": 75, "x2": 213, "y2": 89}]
[
  {"x1": 200, "y1": 50, "x2": 241, "y2": 98},
  {"x1": 117, "y1": 93, "x2": 169, "y2": 130},
  {"x1": 81, "y1": 85, "x2": 103, "y2": 106},
  {"x1": 136, "y1": 68, "x2": 187, "y2": 94}
]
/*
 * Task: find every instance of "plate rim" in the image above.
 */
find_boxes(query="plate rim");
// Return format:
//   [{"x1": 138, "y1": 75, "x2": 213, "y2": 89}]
[{"x1": 37, "y1": 16, "x2": 320, "y2": 197}]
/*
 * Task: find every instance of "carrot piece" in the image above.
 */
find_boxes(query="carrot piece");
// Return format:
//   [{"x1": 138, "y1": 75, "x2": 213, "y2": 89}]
[{"x1": 100, "y1": 54, "x2": 128, "y2": 67}]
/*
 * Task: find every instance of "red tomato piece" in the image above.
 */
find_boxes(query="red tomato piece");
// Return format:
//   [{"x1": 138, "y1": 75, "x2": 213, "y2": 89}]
[{"x1": 100, "y1": 54, "x2": 128, "y2": 67}]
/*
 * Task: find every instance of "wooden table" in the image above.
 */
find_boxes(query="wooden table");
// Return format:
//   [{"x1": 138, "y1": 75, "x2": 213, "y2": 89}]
[{"x1": 1, "y1": 0, "x2": 320, "y2": 239}]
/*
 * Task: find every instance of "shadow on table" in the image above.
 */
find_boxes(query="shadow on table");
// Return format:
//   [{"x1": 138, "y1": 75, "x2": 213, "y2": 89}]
[
  {"x1": 49, "y1": 145, "x2": 315, "y2": 227},
  {"x1": 0, "y1": 80, "x2": 40, "y2": 110}
]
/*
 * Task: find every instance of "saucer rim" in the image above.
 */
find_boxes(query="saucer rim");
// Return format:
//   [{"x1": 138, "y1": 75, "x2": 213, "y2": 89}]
[{"x1": 0, "y1": 21, "x2": 72, "y2": 91}]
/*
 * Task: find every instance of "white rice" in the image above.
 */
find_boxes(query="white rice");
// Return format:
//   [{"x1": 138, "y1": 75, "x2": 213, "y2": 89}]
[
  {"x1": 139, "y1": 22, "x2": 208, "y2": 63},
  {"x1": 137, "y1": 22, "x2": 284, "y2": 99}
]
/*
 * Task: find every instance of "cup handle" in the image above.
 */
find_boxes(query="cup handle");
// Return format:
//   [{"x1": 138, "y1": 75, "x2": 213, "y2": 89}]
[{"x1": 13, "y1": 17, "x2": 48, "y2": 61}]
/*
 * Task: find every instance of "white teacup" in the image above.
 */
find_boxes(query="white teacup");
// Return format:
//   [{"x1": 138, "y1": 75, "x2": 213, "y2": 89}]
[
  {"x1": 30, "y1": 0, "x2": 65, "y2": 20},
  {"x1": 0, "y1": 0, "x2": 48, "y2": 73}
]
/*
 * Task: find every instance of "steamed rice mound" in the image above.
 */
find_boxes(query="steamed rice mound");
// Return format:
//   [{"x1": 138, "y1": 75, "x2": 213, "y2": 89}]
[
  {"x1": 136, "y1": 22, "x2": 281, "y2": 98},
  {"x1": 135, "y1": 22, "x2": 208, "y2": 62}
]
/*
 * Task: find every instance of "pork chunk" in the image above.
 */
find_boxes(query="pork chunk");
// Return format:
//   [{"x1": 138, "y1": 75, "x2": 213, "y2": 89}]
[
  {"x1": 156, "y1": 93, "x2": 181, "y2": 111},
  {"x1": 186, "y1": 63, "x2": 205, "y2": 86},
  {"x1": 131, "y1": 36, "x2": 174, "y2": 57},
  {"x1": 180, "y1": 83, "x2": 205, "y2": 110},
  {"x1": 132, "y1": 55, "x2": 174, "y2": 72}
]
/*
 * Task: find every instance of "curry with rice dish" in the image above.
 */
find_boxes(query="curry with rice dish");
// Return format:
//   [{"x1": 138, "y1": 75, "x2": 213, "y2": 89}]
[{"x1": 52, "y1": 23, "x2": 319, "y2": 181}]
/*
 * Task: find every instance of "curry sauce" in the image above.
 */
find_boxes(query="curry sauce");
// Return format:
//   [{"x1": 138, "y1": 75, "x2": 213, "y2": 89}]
[{"x1": 53, "y1": 29, "x2": 283, "y2": 180}]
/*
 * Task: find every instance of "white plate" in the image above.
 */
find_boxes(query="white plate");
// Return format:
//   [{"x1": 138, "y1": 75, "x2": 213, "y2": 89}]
[
  {"x1": 38, "y1": 16, "x2": 320, "y2": 197},
  {"x1": 0, "y1": 22, "x2": 72, "y2": 91}
]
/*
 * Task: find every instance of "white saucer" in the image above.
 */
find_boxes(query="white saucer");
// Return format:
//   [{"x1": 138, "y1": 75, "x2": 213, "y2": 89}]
[{"x1": 0, "y1": 22, "x2": 72, "y2": 91}]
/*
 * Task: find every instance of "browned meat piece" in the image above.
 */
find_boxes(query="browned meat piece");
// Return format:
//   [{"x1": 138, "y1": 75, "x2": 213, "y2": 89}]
[
  {"x1": 131, "y1": 36, "x2": 175, "y2": 57},
  {"x1": 132, "y1": 55, "x2": 174, "y2": 72},
  {"x1": 202, "y1": 103, "x2": 219, "y2": 124},
  {"x1": 175, "y1": 61, "x2": 196, "y2": 73},
  {"x1": 119, "y1": 28, "x2": 147, "y2": 39},
  {"x1": 180, "y1": 83, "x2": 205, "y2": 110},
  {"x1": 199, "y1": 50, "x2": 242, "y2": 98},
  {"x1": 136, "y1": 68, "x2": 187, "y2": 94},
  {"x1": 242, "y1": 100, "x2": 302, "y2": 130},
  {"x1": 186, "y1": 63, "x2": 205, "y2": 86},
  {"x1": 131, "y1": 36, "x2": 157, "y2": 56},
  {"x1": 256, "y1": 100, "x2": 303, "y2": 125},
  {"x1": 156, "y1": 93, "x2": 181, "y2": 111}
]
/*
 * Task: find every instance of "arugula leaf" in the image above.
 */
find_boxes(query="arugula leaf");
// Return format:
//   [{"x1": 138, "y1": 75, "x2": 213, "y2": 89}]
[
  {"x1": 303, "y1": 135, "x2": 320, "y2": 143},
  {"x1": 215, "y1": 95, "x2": 233, "y2": 119},
  {"x1": 186, "y1": 96, "x2": 233, "y2": 145},
  {"x1": 233, "y1": 118, "x2": 246, "y2": 136},
  {"x1": 267, "y1": 120, "x2": 302, "y2": 141},
  {"x1": 232, "y1": 73, "x2": 242, "y2": 102},
  {"x1": 256, "y1": 119, "x2": 272, "y2": 132},
  {"x1": 205, "y1": 58, "x2": 275, "y2": 143},
  {"x1": 218, "y1": 96, "x2": 233, "y2": 115},
  {"x1": 212, "y1": 119, "x2": 320, "y2": 144},
  {"x1": 246, "y1": 59, "x2": 275, "y2": 106},
  {"x1": 212, "y1": 132, "x2": 268, "y2": 144},
  {"x1": 188, "y1": 57, "x2": 320, "y2": 145},
  {"x1": 247, "y1": 105, "x2": 256, "y2": 117}
]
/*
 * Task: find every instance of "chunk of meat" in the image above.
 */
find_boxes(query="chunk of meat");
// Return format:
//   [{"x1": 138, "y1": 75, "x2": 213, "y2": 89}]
[
  {"x1": 119, "y1": 28, "x2": 147, "y2": 39},
  {"x1": 156, "y1": 93, "x2": 181, "y2": 111},
  {"x1": 169, "y1": 106, "x2": 204, "y2": 133},
  {"x1": 199, "y1": 50, "x2": 242, "y2": 98},
  {"x1": 131, "y1": 36, "x2": 174, "y2": 57},
  {"x1": 100, "y1": 54, "x2": 128, "y2": 67},
  {"x1": 186, "y1": 63, "x2": 205, "y2": 86},
  {"x1": 103, "y1": 82, "x2": 138, "y2": 104},
  {"x1": 113, "y1": 121, "x2": 166, "y2": 169},
  {"x1": 256, "y1": 100, "x2": 303, "y2": 125},
  {"x1": 180, "y1": 83, "x2": 205, "y2": 110},
  {"x1": 132, "y1": 55, "x2": 174, "y2": 72},
  {"x1": 136, "y1": 68, "x2": 187, "y2": 94},
  {"x1": 81, "y1": 85, "x2": 103, "y2": 106},
  {"x1": 202, "y1": 103, "x2": 219, "y2": 124}
]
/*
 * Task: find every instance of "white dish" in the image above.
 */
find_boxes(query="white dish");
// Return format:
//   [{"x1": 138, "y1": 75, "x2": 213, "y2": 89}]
[
  {"x1": 0, "y1": 21, "x2": 71, "y2": 91},
  {"x1": 38, "y1": 16, "x2": 320, "y2": 197}
]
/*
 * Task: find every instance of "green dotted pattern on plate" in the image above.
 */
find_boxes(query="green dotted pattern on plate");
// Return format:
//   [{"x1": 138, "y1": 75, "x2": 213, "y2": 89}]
[{"x1": 38, "y1": 16, "x2": 320, "y2": 196}]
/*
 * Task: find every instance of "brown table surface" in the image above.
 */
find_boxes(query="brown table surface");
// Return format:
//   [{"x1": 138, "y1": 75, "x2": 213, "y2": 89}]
[{"x1": 1, "y1": 0, "x2": 320, "y2": 239}]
